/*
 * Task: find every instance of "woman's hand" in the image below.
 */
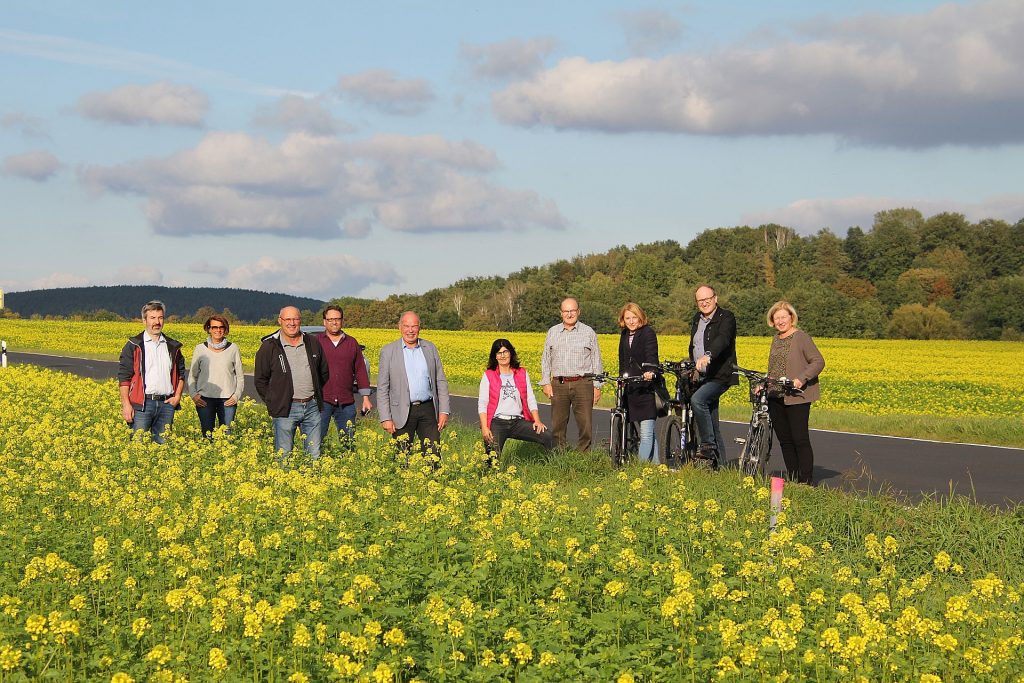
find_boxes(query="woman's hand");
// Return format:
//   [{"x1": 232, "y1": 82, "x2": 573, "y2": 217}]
[
  {"x1": 192, "y1": 394, "x2": 207, "y2": 407},
  {"x1": 482, "y1": 427, "x2": 493, "y2": 443},
  {"x1": 792, "y1": 378, "x2": 804, "y2": 390},
  {"x1": 225, "y1": 396, "x2": 238, "y2": 407},
  {"x1": 533, "y1": 421, "x2": 547, "y2": 434}
]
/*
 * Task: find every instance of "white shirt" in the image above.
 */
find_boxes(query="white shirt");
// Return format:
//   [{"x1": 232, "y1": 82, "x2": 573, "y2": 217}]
[{"x1": 143, "y1": 334, "x2": 174, "y2": 395}]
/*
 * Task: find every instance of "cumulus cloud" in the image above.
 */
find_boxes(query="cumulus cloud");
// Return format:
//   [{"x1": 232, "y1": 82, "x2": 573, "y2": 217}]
[
  {"x1": 2, "y1": 150, "x2": 61, "y2": 181},
  {"x1": 743, "y1": 193, "x2": 1024, "y2": 234},
  {"x1": 336, "y1": 69, "x2": 434, "y2": 115},
  {"x1": 30, "y1": 272, "x2": 90, "y2": 290},
  {"x1": 617, "y1": 9, "x2": 684, "y2": 56},
  {"x1": 252, "y1": 95, "x2": 352, "y2": 135},
  {"x1": 225, "y1": 254, "x2": 401, "y2": 299},
  {"x1": 461, "y1": 37, "x2": 558, "y2": 81},
  {"x1": 77, "y1": 81, "x2": 209, "y2": 127},
  {"x1": 494, "y1": 0, "x2": 1024, "y2": 147},
  {"x1": 1, "y1": 112, "x2": 49, "y2": 139},
  {"x1": 79, "y1": 131, "x2": 566, "y2": 238}
]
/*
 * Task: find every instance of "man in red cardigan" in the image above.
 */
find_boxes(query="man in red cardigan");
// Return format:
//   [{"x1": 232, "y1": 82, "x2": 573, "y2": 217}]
[{"x1": 318, "y1": 305, "x2": 372, "y2": 450}]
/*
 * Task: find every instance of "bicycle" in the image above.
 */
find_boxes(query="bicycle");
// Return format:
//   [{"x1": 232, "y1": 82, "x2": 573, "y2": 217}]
[
  {"x1": 652, "y1": 360, "x2": 701, "y2": 469},
  {"x1": 583, "y1": 371, "x2": 650, "y2": 467},
  {"x1": 732, "y1": 365, "x2": 798, "y2": 477}
]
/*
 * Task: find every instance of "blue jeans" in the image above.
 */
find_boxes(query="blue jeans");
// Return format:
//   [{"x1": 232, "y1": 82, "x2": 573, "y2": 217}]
[
  {"x1": 273, "y1": 400, "x2": 322, "y2": 460},
  {"x1": 637, "y1": 419, "x2": 658, "y2": 463},
  {"x1": 320, "y1": 402, "x2": 357, "y2": 450},
  {"x1": 691, "y1": 380, "x2": 729, "y2": 465},
  {"x1": 195, "y1": 397, "x2": 237, "y2": 436},
  {"x1": 132, "y1": 399, "x2": 176, "y2": 444}
]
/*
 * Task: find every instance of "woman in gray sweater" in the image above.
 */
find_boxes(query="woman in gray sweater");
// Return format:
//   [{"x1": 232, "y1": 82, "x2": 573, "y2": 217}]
[
  {"x1": 765, "y1": 301, "x2": 825, "y2": 484},
  {"x1": 188, "y1": 315, "x2": 246, "y2": 436}
]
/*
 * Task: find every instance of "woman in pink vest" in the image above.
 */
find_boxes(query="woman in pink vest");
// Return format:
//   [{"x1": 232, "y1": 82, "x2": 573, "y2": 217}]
[{"x1": 478, "y1": 338, "x2": 552, "y2": 462}]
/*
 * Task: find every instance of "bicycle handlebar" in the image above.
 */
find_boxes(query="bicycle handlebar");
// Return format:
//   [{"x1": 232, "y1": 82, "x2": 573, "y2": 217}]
[
  {"x1": 582, "y1": 372, "x2": 651, "y2": 384},
  {"x1": 732, "y1": 365, "x2": 801, "y2": 393}
]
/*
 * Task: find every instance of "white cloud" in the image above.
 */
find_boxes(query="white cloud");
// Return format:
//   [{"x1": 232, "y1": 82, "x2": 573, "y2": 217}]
[
  {"x1": 461, "y1": 37, "x2": 558, "y2": 81},
  {"x1": 493, "y1": 0, "x2": 1024, "y2": 147},
  {"x1": 187, "y1": 260, "x2": 229, "y2": 277},
  {"x1": 743, "y1": 193, "x2": 1024, "y2": 234},
  {"x1": 337, "y1": 69, "x2": 434, "y2": 115},
  {"x1": 252, "y1": 95, "x2": 352, "y2": 135},
  {"x1": 2, "y1": 149, "x2": 61, "y2": 181},
  {"x1": 80, "y1": 131, "x2": 566, "y2": 238},
  {"x1": 30, "y1": 272, "x2": 90, "y2": 290},
  {"x1": 0, "y1": 29, "x2": 312, "y2": 98},
  {"x1": 617, "y1": 9, "x2": 684, "y2": 56},
  {"x1": 225, "y1": 254, "x2": 401, "y2": 299},
  {"x1": 77, "y1": 81, "x2": 209, "y2": 127},
  {"x1": 1, "y1": 111, "x2": 49, "y2": 139}
]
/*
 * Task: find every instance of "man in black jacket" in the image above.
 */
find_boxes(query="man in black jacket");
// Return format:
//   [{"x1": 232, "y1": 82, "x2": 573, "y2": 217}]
[
  {"x1": 688, "y1": 285, "x2": 738, "y2": 468},
  {"x1": 255, "y1": 306, "x2": 330, "y2": 460}
]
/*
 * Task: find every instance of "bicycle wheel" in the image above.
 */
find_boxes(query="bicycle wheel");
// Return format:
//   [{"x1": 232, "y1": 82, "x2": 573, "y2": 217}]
[
  {"x1": 683, "y1": 409, "x2": 699, "y2": 464},
  {"x1": 609, "y1": 412, "x2": 627, "y2": 467},
  {"x1": 657, "y1": 417, "x2": 683, "y2": 468},
  {"x1": 739, "y1": 420, "x2": 771, "y2": 477}
]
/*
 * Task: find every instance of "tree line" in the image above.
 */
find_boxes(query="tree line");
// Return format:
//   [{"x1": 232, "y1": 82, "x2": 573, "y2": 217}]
[{"x1": 331, "y1": 208, "x2": 1024, "y2": 340}]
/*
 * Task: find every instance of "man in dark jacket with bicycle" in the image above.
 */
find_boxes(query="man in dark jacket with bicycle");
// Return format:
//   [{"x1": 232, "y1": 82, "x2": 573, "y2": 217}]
[{"x1": 688, "y1": 285, "x2": 738, "y2": 468}]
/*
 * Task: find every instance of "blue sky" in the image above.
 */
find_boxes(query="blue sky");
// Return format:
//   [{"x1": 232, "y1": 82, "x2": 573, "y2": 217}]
[{"x1": 2, "y1": 0, "x2": 1023, "y2": 300}]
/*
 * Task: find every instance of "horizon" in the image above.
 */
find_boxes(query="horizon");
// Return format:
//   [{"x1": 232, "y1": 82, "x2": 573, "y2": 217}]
[{"x1": 3, "y1": 0, "x2": 1024, "y2": 300}]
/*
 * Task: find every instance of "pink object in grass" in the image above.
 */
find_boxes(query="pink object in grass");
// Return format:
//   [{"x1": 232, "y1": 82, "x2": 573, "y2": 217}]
[{"x1": 769, "y1": 476, "x2": 784, "y2": 533}]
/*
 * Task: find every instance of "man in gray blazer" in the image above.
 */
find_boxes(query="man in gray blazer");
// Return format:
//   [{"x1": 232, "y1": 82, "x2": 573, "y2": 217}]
[{"x1": 377, "y1": 311, "x2": 451, "y2": 458}]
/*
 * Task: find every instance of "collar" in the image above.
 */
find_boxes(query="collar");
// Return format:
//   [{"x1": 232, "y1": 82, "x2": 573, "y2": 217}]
[{"x1": 402, "y1": 339, "x2": 421, "y2": 349}]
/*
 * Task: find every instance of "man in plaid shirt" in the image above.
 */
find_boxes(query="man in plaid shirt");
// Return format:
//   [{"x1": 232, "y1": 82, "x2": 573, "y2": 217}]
[{"x1": 540, "y1": 297, "x2": 603, "y2": 450}]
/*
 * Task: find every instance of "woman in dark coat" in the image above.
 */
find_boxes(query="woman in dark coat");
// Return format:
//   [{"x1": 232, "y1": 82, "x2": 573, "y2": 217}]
[{"x1": 618, "y1": 302, "x2": 660, "y2": 462}]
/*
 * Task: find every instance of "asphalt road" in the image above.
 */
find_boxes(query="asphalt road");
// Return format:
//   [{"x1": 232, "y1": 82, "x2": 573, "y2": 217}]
[{"x1": 7, "y1": 351, "x2": 1023, "y2": 507}]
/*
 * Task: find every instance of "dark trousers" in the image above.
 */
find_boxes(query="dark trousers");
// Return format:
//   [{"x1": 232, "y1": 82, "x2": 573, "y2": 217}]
[
  {"x1": 768, "y1": 399, "x2": 814, "y2": 484},
  {"x1": 393, "y1": 401, "x2": 441, "y2": 458},
  {"x1": 488, "y1": 416, "x2": 553, "y2": 456},
  {"x1": 551, "y1": 379, "x2": 594, "y2": 450},
  {"x1": 195, "y1": 397, "x2": 237, "y2": 437}
]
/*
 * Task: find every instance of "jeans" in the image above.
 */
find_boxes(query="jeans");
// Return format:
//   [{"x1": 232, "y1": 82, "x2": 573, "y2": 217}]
[
  {"x1": 637, "y1": 418, "x2": 658, "y2": 463},
  {"x1": 195, "y1": 397, "x2": 237, "y2": 436},
  {"x1": 320, "y1": 402, "x2": 357, "y2": 450},
  {"x1": 272, "y1": 400, "x2": 322, "y2": 460},
  {"x1": 691, "y1": 380, "x2": 729, "y2": 466},
  {"x1": 132, "y1": 398, "x2": 176, "y2": 444}
]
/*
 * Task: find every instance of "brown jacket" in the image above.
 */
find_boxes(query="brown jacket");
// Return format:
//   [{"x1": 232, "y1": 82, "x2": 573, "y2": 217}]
[{"x1": 770, "y1": 329, "x2": 825, "y2": 405}]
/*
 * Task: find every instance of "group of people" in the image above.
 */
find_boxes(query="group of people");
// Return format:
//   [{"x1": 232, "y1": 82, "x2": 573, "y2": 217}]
[{"x1": 117, "y1": 285, "x2": 825, "y2": 483}]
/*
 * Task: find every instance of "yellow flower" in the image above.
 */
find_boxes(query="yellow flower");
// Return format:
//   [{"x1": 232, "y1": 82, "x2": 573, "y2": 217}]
[
  {"x1": 208, "y1": 647, "x2": 228, "y2": 671},
  {"x1": 287, "y1": 674, "x2": 309, "y2": 683},
  {"x1": 511, "y1": 641, "x2": 533, "y2": 663},
  {"x1": 539, "y1": 651, "x2": 558, "y2": 667},
  {"x1": 145, "y1": 644, "x2": 172, "y2": 665},
  {"x1": 933, "y1": 551, "x2": 952, "y2": 572},
  {"x1": 110, "y1": 674, "x2": 134, "y2": 683},
  {"x1": 604, "y1": 580, "x2": 626, "y2": 598},
  {"x1": 383, "y1": 627, "x2": 406, "y2": 647},
  {"x1": 0, "y1": 644, "x2": 24, "y2": 672},
  {"x1": 616, "y1": 673, "x2": 636, "y2": 683}
]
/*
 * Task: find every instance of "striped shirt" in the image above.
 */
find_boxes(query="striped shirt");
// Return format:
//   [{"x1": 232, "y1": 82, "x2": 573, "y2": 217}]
[{"x1": 540, "y1": 322, "x2": 603, "y2": 386}]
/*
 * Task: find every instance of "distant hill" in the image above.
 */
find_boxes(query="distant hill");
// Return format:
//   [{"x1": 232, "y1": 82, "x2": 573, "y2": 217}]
[{"x1": 3, "y1": 286, "x2": 325, "y2": 323}]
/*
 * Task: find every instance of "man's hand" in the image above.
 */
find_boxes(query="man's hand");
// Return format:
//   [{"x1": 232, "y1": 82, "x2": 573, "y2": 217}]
[
  {"x1": 593, "y1": 387, "x2": 602, "y2": 405},
  {"x1": 382, "y1": 419, "x2": 396, "y2": 434},
  {"x1": 361, "y1": 395, "x2": 373, "y2": 414},
  {"x1": 121, "y1": 403, "x2": 134, "y2": 423},
  {"x1": 166, "y1": 395, "x2": 181, "y2": 408},
  {"x1": 542, "y1": 383, "x2": 553, "y2": 398},
  {"x1": 438, "y1": 413, "x2": 449, "y2": 430},
  {"x1": 696, "y1": 355, "x2": 711, "y2": 373},
  {"x1": 193, "y1": 394, "x2": 208, "y2": 408}
]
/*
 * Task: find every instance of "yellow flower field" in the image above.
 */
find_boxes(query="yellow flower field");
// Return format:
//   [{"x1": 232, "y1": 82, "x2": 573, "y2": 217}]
[
  {"x1": 1, "y1": 319, "x2": 1022, "y2": 419},
  {"x1": 1, "y1": 365, "x2": 1022, "y2": 681}
]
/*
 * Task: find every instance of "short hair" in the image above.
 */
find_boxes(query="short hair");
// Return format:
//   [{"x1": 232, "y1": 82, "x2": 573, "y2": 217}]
[
  {"x1": 617, "y1": 302, "x2": 649, "y2": 328},
  {"x1": 560, "y1": 297, "x2": 579, "y2": 311},
  {"x1": 141, "y1": 300, "x2": 165, "y2": 318},
  {"x1": 766, "y1": 300, "x2": 799, "y2": 328},
  {"x1": 694, "y1": 284, "x2": 717, "y2": 297},
  {"x1": 399, "y1": 310, "x2": 420, "y2": 326},
  {"x1": 204, "y1": 314, "x2": 230, "y2": 334},
  {"x1": 322, "y1": 304, "x2": 343, "y2": 320},
  {"x1": 487, "y1": 338, "x2": 521, "y2": 371}
]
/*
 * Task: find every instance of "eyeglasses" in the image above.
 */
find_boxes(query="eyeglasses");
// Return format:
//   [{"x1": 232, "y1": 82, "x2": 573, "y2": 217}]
[
  {"x1": 560, "y1": 308, "x2": 578, "y2": 314},
  {"x1": 496, "y1": 350, "x2": 511, "y2": 356},
  {"x1": 324, "y1": 317, "x2": 343, "y2": 322},
  {"x1": 696, "y1": 296, "x2": 716, "y2": 305},
  {"x1": 281, "y1": 318, "x2": 301, "y2": 323},
  {"x1": 208, "y1": 325, "x2": 226, "y2": 330}
]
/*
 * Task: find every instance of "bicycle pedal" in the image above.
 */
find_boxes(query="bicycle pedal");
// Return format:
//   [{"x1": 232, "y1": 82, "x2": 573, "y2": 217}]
[{"x1": 734, "y1": 438, "x2": 746, "y2": 445}]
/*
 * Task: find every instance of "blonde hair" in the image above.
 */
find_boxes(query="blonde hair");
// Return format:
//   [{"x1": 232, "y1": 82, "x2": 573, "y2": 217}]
[
  {"x1": 766, "y1": 300, "x2": 799, "y2": 328},
  {"x1": 618, "y1": 302, "x2": 649, "y2": 328}
]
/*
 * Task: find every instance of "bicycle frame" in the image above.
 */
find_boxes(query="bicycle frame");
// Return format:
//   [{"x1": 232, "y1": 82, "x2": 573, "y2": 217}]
[
  {"x1": 733, "y1": 366, "x2": 798, "y2": 477},
  {"x1": 584, "y1": 372, "x2": 647, "y2": 467},
  {"x1": 653, "y1": 360, "x2": 699, "y2": 468}
]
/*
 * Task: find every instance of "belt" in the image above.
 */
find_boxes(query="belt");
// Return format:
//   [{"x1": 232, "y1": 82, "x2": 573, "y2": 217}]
[
  {"x1": 145, "y1": 394, "x2": 171, "y2": 401},
  {"x1": 493, "y1": 415, "x2": 522, "y2": 421},
  {"x1": 556, "y1": 376, "x2": 583, "y2": 383},
  {"x1": 410, "y1": 398, "x2": 433, "y2": 406},
  {"x1": 292, "y1": 396, "x2": 315, "y2": 404}
]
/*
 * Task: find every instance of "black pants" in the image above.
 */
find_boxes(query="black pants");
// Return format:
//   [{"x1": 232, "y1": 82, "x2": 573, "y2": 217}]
[
  {"x1": 488, "y1": 416, "x2": 553, "y2": 456},
  {"x1": 393, "y1": 401, "x2": 441, "y2": 458},
  {"x1": 768, "y1": 399, "x2": 814, "y2": 484}
]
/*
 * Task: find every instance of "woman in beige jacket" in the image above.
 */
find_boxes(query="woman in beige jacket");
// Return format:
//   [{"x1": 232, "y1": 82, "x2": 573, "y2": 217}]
[{"x1": 765, "y1": 301, "x2": 825, "y2": 484}]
